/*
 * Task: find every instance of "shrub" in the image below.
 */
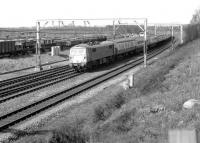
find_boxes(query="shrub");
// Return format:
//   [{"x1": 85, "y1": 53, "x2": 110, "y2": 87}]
[
  {"x1": 93, "y1": 93, "x2": 126, "y2": 123},
  {"x1": 46, "y1": 127, "x2": 88, "y2": 143},
  {"x1": 14, "y1": 124, "x2": 88, "y2": 143},
  {"x1": 109, "y1": 93, "x2": 126, "y2": 109},
  {"x1": 184, "y1": 24, "x2": 200, "y2": 42},
  {"x1": 112, "y1": 108, "x2": 137, "y2": 133},
  {"x1": 93, "y1": 104, "x2": 112, "y2": 122}
]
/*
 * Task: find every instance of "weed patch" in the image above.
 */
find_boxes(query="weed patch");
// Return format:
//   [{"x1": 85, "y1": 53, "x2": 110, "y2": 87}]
[{"x1": 93, "y1": 92, "x2": 126, "y2": 123}]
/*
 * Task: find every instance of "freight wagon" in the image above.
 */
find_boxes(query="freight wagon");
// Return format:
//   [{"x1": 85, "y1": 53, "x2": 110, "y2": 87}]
[
  {"x1": 0, "y1": 35, "x2": 107, "y2": 57},
  {"x1": 0, "y1": 40, "x2": 16, "y2": 55}
]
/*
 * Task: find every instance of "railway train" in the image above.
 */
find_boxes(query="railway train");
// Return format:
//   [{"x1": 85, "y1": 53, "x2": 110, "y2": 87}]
[
  {"x1": 69, "y1": 35, "x2": 173, "y2": 71},
  {"x1": 0, "y1": 35, "x2": 107, "y2": 56}
]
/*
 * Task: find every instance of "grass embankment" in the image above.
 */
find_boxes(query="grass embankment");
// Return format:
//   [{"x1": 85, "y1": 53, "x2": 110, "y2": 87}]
[{"x1": 12, "y1": 39, "x2": 200, "y2": 143}]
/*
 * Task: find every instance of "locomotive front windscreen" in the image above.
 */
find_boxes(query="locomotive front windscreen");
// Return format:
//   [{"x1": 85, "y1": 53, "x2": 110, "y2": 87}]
[
  {"x1": 69, "y1": 47, "x2": 87, "y2": 64},
  {"x1": 70, "y1": 48, "x2": 86, "y2": 55}
]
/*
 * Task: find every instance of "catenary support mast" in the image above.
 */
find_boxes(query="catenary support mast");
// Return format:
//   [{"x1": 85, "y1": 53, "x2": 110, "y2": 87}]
[{"x1": 35, "y1": 21, "x2": 42, "y2": 71}]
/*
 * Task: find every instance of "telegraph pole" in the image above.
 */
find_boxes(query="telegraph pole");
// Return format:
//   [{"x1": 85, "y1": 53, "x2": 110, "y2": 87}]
[
  {"x1": 143, "y1": 18, "x2": 147, "y2": 67},
  {"x1": 35, "y1": 21, "x2": 42, "y2": 71},
  {"x1": 154, "y1": 25, "x2": 157, "y2": 36}
]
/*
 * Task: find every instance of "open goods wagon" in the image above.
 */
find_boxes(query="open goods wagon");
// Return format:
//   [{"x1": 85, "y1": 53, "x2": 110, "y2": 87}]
[{"x1": 0, "y1": 35, "x2": 107, "y2": 57}]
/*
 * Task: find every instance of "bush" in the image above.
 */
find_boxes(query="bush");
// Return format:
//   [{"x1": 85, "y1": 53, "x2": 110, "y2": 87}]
[
  {"x1": 110, "y1": 93, "x2": 126, "y2": 109},
  {"x1": 112, "y1": 108, "x2": 137, "y2": 133},
  {"x1": 14, "y1": 124, "x2": 88, "y2": 143},
  {"x1": 184, "y1": 24, "x2": 200, "y2": 42},
  {"x1": 184, "y1": 8, "x2": 200, "y2": 42},
  {"x1": 93, "y1": 104, "x2": 112, "y2": 122},
  {"x1": 93, "y1": 93, "x2": 126, "y2": 123},
  {"x1": 46, "y1": 127, "x2": 88, "y2": 143}
]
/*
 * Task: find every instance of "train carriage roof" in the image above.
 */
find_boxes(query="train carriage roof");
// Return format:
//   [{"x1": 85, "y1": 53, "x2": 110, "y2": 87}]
[
  {"x1": 112, "y1": 37, "x2": 139, "y2": 43},
  {"x1": 73, "y1": 41, "x2": 114, "y2": 49},
  {"x1": 100, "y1": 41, "x2": 114, "y2": 45},
  {"x1": 111, "y1": 35, "x2": 160, "y2": 43}
]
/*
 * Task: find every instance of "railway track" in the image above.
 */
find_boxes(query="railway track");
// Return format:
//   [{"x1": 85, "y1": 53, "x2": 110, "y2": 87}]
[
  {"x1": 0, "y1": 66, "x2": 82, "y2": 103},
  {"x1": 0, "y1": 65, "x2": 70, "y2": 87},
  {"x1": 0, "y1": 43, "x2": 171, "y2": 131}
]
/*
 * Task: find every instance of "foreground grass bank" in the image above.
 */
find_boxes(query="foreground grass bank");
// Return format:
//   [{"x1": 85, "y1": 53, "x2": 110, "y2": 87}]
[{"x1": 12, "y1": 39, "x2": 200, "y2": 143}]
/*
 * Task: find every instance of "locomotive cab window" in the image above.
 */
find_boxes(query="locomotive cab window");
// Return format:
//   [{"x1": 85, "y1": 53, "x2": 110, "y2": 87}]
[{"x1": 92, "y1": 48, "x2": 96, "y2": 52}]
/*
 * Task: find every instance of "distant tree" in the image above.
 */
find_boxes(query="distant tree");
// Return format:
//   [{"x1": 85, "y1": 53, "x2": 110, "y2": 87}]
[{"x1": 190, "y1": 8, "x2": 200, "y2": 24}]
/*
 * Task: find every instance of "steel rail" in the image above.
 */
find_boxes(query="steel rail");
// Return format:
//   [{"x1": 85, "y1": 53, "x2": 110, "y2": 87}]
[
  {"x1": 0, "y1": 68, "x2": 74, "y2": 92},
  {"x1": 0, "y1": 65, "x2": 70, "y2": 87},
  {"x1": 0, "y1": 72, "x2": 82, "y2": 103},
  {"x1": 0, "y1": 70, "x2": 76, "y2": 97}
]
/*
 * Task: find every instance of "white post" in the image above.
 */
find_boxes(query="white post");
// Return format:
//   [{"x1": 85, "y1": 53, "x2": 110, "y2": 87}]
[
  {"x1": 35, "y1": 21, "x2": 42, "y2": 71},
  {"x1": 180, "y1": 25, "x2": 183, "y2": 44},
  {"x1": 144, "y1": 19, "x2": 147, "y2": 67},
  {"x1": 128, "y1": 74, "x2": 134, "y2": 88},
  {"x1": 155, "y1": 25, "x2": 157, "y2": 36}
]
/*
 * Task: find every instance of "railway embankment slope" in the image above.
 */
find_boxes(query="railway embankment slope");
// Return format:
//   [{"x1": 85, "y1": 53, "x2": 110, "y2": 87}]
[{"x1": 13, "y1": 39, "x2": 200, "y2": 143}]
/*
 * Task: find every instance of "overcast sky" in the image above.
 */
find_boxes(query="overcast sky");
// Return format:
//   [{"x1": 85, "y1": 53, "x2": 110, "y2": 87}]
[{"x1": 0, "y1": 0, "x2": 199, "y2": 27}]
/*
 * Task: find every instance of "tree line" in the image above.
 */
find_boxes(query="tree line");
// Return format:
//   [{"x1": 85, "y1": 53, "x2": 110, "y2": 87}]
[{"x1": 184, "y1": 8, "x2": 200, "y2": 42}]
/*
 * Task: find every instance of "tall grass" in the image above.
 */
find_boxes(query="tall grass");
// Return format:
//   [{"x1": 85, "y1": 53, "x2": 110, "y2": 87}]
[
  {"x1": 93, "y1": 92, "x2": 126, "y2": 123},
  {"x1": 14, "y1": 125, "x2": 88, "y2": 143}
]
